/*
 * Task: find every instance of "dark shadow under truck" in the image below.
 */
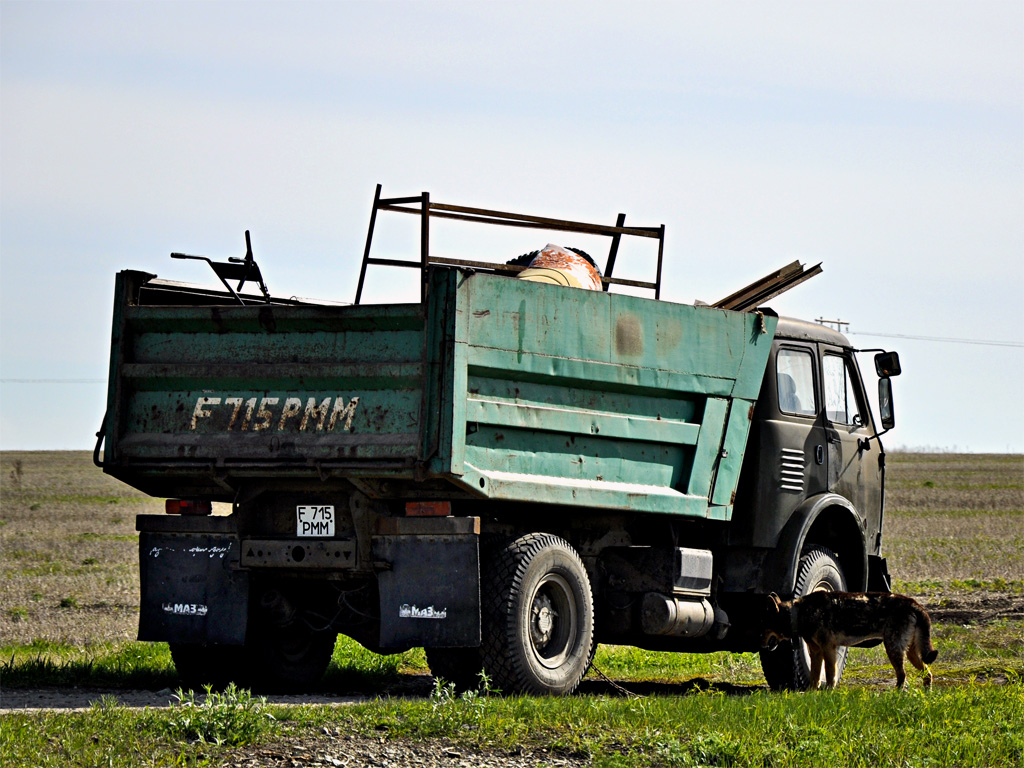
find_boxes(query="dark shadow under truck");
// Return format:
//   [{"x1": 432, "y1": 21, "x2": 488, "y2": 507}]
[{"x1": 96, "y1": 188, "x2": 900, "y2": 694}]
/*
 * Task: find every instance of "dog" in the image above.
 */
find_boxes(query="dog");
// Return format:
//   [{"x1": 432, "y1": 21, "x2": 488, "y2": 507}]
[{"x1": 763, "y1": 591, "x2": 938, "y2": 690}]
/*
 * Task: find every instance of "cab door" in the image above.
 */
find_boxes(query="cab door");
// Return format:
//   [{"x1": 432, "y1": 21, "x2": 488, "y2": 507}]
[{"x1": 819, "y1": 348, "x2": 883, "y2": 529}]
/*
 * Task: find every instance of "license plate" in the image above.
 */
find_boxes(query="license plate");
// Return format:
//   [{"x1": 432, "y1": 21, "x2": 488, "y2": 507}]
[{"x1": 296, "y1": 505, "x2": 334, "y2": 537}]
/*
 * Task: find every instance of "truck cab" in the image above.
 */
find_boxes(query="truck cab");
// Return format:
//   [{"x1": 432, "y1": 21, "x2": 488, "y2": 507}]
[{"x1": 722, "y1": 317, "x2": 893, "y2": 689}]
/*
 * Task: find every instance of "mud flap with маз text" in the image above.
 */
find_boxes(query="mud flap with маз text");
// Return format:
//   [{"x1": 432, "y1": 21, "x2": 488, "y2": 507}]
[
  {"x1": 138, "y1": 529, "x2": 248, "y2": 644},
  {"x1": 372, "y1": 517, "x2": 480, "y2": 649}
]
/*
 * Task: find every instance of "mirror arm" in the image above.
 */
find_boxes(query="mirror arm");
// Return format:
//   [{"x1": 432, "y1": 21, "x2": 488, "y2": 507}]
[{"x1": 859, "y1": 426, "x2": 892, "y2": 450}]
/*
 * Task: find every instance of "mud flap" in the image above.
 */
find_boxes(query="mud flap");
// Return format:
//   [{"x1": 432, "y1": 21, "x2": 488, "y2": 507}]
[
  {"x1": 867, "y1": 555, "x2": 892, "y2": 593},
  {"x1": 372, "y1": 519, "x2": 480, "y2": 649},
  {"x1": 138, "y1": 531, "x2": 248, "y2": 644}
]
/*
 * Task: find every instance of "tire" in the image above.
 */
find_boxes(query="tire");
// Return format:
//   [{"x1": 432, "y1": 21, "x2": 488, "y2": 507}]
[
  {"x1": 242, "y1": 589, "x2": 337, "y2": 693},
  {"x1": 169, "y1": 643, "x2": 244, "y2": 691},
  {"x1": 243, "y1": 623, "x2": 337, "y2": 693},
  {"x1": 760, "y1": 546, "x2": 848, "y2": 691},
  {"x1": 480, "y1": 533, "x2": 594, "y2": 695},
  {"x1": 425, "y1": 647, "x2": 485, "y2": 692}
]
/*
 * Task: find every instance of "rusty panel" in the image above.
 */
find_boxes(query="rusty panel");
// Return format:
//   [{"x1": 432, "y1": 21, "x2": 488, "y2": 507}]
[
  {"x1": 104, "y1": 275, "x2": 429, "y2": 484},
  {"x1": 446, "y1": 271, "x2": 777, "y2": 518}
]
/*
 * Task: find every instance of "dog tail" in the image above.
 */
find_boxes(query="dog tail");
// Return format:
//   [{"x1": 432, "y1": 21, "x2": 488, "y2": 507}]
[{"x1": 916, "y1": 608, "x2": 938, "y2": 664}]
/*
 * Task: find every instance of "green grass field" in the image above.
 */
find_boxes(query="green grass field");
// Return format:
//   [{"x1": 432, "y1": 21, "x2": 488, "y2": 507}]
[{"x1": 1, "y1": 450, "x2": 1022, "y2": 767}]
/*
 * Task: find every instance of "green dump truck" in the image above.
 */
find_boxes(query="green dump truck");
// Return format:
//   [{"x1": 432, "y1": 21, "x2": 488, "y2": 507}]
[{"x1": 96, "y1": 188, "x2": 900, "y2": 694}]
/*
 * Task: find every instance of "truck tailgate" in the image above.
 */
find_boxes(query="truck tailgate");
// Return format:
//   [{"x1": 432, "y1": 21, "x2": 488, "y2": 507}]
[{"x1": 101, "y1": 271, "x2": 430, "y2": 496}]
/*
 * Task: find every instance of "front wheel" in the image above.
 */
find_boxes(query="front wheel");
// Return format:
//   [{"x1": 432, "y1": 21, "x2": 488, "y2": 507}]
[
  {"x1": 480, "y1": 533, "x2": 594, "y2": 695},
  {"x1": 760, "y1": 546, "x2": 848, "y2": 690}
]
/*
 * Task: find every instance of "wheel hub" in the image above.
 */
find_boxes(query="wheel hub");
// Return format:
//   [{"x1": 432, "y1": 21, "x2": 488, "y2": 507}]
[
  {"x1": 531, "y1": 592, "x2": 558, "y2": 647},
  {"x1": 526, "y1": 574, "x2": 578, "y2": 669}
]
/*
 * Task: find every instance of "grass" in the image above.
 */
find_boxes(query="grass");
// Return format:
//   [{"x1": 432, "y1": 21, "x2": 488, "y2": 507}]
[
  {"x1": 1, "y1": 682, "x2": 1021, "y2": 767},
  {"x1": 0, "y1": 452, "x2": 155, "y2": 647},
  {"x1": 0, "y1": 640, "x2": 178, "y2": 689},
  {"x1": 334, "y1": 681, "x2": 1024, "y2": 766},
  {"x1": 1, "y1": 450, "x2": 1022, "y2": 767},
  {"x1": 0, "y1": 635, "x2": 424, "y2": 691}
]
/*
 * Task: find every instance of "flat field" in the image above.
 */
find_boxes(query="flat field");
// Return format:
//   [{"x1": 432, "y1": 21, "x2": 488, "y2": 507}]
[{"x1": 1, "y1": 450, "x2": 1022, "y2": 767}]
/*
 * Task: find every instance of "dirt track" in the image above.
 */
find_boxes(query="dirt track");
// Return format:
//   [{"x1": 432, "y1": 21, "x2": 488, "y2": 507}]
[{"x1": 923, "y1": 592, "x2": 1024, "y2": 625}]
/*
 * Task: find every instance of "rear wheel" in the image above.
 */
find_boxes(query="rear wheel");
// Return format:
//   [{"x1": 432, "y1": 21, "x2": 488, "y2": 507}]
[
  {"x1": 760, "y1": 546, "x2": 848, "y2": 690},
  {"x1": 480, "y1": 533, "x2": 594, "y2": 695},
  {"x1": 243, "y1": 589, "x2": 337, "y2": 693}
]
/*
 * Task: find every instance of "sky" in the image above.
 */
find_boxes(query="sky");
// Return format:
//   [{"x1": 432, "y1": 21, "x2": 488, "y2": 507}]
[{"x1": 1, "y1": 1, "x2": 1022, "y2": 453}]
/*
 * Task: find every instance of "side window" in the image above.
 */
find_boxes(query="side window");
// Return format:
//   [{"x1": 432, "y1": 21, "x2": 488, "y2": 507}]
[
  {"x1": 776, "y1": 348, "x2": 817, "y2": 416},
  {"x1": 823, "y1": 354, "x2": 863, "y2": 425}
]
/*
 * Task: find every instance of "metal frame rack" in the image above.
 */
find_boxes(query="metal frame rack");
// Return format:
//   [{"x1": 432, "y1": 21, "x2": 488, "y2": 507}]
[{"x1": 353, "y1": 184, "x2": 666, "y2": 304}]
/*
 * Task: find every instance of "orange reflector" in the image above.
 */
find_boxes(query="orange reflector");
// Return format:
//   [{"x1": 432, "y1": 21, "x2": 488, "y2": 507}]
[
  {"x1": 405, "y1": 501, "x2": 452, "y2": 517},
  {"x1": 165, "y1": 499, "x2": 213, "y2": 516}
]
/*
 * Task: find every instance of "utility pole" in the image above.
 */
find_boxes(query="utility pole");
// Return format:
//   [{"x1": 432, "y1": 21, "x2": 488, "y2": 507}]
[{"x1": 815, "y1": 317, "x2": 849, "y2": 334}]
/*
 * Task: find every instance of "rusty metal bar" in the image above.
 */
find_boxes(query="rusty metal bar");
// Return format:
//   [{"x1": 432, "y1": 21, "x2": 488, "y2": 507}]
[
  {"x1": 604, "y1": 213, "x2": 626, "y2": 291},
  {"x1": 420, "y1": 191, "x2": 430, "y2": 303},
  {"x1": 713, "y1": 261, "x2": 822, "y2": 312},
  {"x1": 606, "y1": 275, "x2": 658, "y2": 290},
  {"x1": 379, "y1": 194, "x2": 427, "y2": 206},
  {"x1": 655, "y1": 224, "x2": 665, "y2": 301},
  {"x1": 713, "y1": 261, "x2": 803, "y2": 311},
  {"x1": 378, "y1": 203, "x2": 660, "y2": 239},
  {"x1": 741, "y1": 264, "x2": 822, "y2": 309},
  {"x1": 428, "y1": 256, "x2": 529, "y2": 273},
  {"x1": 425, "y1": 256, "x2": 657, "y2": 290},
  {"x1": 354, "y1": 183, "x2": 383, "y2": 305},
  {"x1": 429, "y1": 202, "x2": 663, "y2": 237},
  {"x1": 364, "y1": 257, "x2": 422, "y2": 269}
]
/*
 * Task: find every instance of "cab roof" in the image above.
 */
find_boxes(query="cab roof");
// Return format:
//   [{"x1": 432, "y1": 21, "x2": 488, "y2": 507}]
[{"x1": 775, "y1": 316, "x2": 851, "y2": 347}]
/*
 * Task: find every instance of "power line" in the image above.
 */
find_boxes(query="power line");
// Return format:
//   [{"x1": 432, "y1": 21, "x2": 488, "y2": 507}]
[
  {"x1": 0, "y1": 379, "x2": 106, "y2": 384},
  {"x1": 849, "y1": 331, "x2": 1023, "y2": 348}
]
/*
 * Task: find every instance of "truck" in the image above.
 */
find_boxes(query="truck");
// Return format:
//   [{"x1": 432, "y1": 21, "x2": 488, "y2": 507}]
[{"x1": 95, "y1": 187, "x2": 900, "y2": 695}]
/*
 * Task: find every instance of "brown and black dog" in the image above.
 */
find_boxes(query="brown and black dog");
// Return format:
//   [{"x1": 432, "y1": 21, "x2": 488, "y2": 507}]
[{"x1": 764, "y1": 592, "x2": 938, "y2": 690}]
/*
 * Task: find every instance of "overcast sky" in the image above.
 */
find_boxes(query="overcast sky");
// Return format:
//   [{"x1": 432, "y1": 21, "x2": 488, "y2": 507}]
[{"x1": 1, "y1": 1, "x2": 1022, "y2": 453}]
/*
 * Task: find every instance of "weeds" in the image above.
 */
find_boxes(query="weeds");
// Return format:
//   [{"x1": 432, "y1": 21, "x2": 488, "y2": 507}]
[
  {"x1": 165, "y1": 684, "x2": 276, "y2": 746},
  {"x1": 7, "y1": 606, "x2": 29, "y2": 622},
  {"x1": 427, "y1": 670, "x2": 498, "y2": 732},
  {"x1": 9, "y1": 458, "x2": 23, "y2": 488}
]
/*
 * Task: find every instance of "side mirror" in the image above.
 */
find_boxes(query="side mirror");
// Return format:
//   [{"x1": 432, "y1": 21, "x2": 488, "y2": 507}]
[
  {"x1": 878, "y1": 377, "x2": 895, "y2": 431},
  {"x1": 874, "y1": 351, "x2": 901, "y2": 378}
]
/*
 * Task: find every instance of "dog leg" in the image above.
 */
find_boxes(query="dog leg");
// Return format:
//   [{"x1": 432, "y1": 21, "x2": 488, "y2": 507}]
[
  {"x1": 807, "y1": 643, "x2": 825, "y2": 691},
  {"x1": 885, "y1": 640, "x2": 907, "y2": 689},
  {"x1": 823, "y1": 646, "x2": 839, "y2": 689}
]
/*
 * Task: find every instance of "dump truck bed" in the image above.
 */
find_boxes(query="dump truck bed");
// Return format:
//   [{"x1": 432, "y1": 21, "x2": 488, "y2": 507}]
[{"x1": 101, "y1": 268, "x2": 776, "y2": 519}]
